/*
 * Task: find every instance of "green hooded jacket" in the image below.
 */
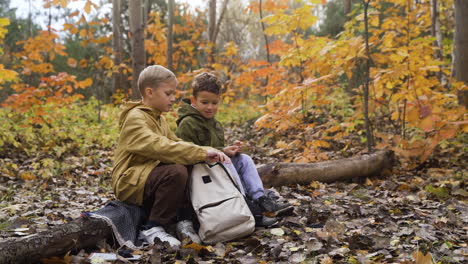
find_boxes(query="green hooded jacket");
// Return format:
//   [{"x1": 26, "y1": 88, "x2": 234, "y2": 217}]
[
  {"x1": 175, "y1": 99, "x2": 225, "y2": 150},
  {"x1": 111, "y1": 101, "x2": 211, "y2": 205}
]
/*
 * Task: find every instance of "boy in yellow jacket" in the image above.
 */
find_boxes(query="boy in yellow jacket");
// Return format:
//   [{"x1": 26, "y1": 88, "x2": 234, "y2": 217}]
[{"x1": 111, "y1": 65, "x2": 229, "y2": 248}]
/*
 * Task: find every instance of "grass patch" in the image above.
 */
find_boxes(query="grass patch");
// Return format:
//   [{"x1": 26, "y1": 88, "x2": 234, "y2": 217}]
[
  {"x1": 0, "y1": 98, "x2": 119, "y2": 179},
  {"x1": 0, "y1": 220, "x2": 11, "y2": 230},
  {"x1": 217, "y1": 100, "x2": 263, "y2": 124}
]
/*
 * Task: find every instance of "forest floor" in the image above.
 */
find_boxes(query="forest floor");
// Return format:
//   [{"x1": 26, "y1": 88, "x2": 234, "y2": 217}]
[{"x1": 0, "y1": 122, "x2": 466, "y2": 264}]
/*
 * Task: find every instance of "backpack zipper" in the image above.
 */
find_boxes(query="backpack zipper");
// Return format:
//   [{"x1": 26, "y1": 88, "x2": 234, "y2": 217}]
[{"x1": 198, "y1": 197, "x2": 236, "y2": 213}]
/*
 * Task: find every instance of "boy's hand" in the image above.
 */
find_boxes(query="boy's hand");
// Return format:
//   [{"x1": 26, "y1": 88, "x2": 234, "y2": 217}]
[
  {"x1": 233, "y1": 141, "x2": 243, "y2": 150},
  {"x1": 206, "y1": 150, "x2": 231, "y2": 164},
  {"x1": 223, "y1": 145, "x2": 240, "y2": 157}
]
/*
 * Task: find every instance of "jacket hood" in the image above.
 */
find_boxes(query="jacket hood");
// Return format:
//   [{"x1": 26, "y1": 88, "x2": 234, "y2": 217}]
[
  {"x1": 176, "y1": 98, "x2": 204, "y2": 125},
  {"x1": 118, "y1": 100, "x2": 161, "y2": 129}
]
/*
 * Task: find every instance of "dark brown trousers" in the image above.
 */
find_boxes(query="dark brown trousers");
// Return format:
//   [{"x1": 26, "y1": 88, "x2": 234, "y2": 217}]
[{"x1": 142, "y1": 164, "x2": 190, "y2": 226}]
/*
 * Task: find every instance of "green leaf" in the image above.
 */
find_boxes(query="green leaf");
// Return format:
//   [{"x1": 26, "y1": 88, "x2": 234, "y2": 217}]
[{"x1": 424, "y1": 185, "x2": 450, "y2": 200}]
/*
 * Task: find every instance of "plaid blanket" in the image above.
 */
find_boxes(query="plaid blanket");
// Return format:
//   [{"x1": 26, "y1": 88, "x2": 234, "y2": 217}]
[{"x1": 86, "y1": 201, "x2": 147, "y2": 249}]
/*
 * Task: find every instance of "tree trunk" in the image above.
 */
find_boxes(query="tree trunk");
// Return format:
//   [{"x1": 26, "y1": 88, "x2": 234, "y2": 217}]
[
  {"x1": 344, "y1": 0, "x2": 352, "y2": 16},
  {"x1": 143, "y1": 0, "x2": 149, "y2": 28},
  {"x1": 112, "y1": 0, "x2": 124, "y2": 98},
  {"x1": 259, "y1": 0, "x2": 271, "y2": 63},
  {"x1": 454, "y1": 0, "x2": 468, "y2": 107},
  {"x1": 0, "y1": 150, "x2": 393, "y2": 263},
  {"x1": 208, "y1": 0, "x2": 216, "y2": 64},
  {"x1": 362, "y1": 0, "x2": 374, "y2": 151},
  {"x1": 431, "y1": 0, "x2": 442, "y2": 59},
  {"x1": 167, "y1": 0, "x2": 174, "y2": 71},
  {"x1": 207, "y1": 0, "x2": 229, "y2": 65},
  {"x1": 258, "y1": 150, "x2": 393, "y2": 187},
  {"x1": 0, "y1": 218, "x2": 111, "y2": 264},
  {"x1": 130, "y1": 0, "x2": 146, "y2": 99},
  {"x1": 212, "y1": 0, "x2": 229, "y2": 46},
  {"x1": 431, "y1": 0, "x2": 443, "y2": 82}
]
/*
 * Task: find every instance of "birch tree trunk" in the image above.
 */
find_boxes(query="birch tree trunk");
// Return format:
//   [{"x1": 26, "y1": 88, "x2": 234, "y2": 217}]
[{"x1": 431, "y1": 0, "x2": 442, "y2": 59}]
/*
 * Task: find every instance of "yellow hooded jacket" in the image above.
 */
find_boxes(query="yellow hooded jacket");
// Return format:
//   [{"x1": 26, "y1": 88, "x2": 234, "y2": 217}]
[{"x1": 111, "y1": 101, "x2": 211, "y2": 205}]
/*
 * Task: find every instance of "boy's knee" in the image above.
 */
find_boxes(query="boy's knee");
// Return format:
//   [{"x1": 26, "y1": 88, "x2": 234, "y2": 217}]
[
  {"x1": 167, "y1": 164, "x2": 188, "y2": 184},
  {"x1": 239, "y1": 154, "x2": 254, "y2": 163}
]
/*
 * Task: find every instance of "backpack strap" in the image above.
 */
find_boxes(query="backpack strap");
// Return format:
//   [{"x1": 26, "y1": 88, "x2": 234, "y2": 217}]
[
  {"x1": 210, "y1": 162, "x2": 243, "y2": 194},
  {"x1": 211, "y1": 163, "x2": 260, "y2": 217},
  {"x1": 189, "y1": 162, "x2": 244, "y2": 197}
]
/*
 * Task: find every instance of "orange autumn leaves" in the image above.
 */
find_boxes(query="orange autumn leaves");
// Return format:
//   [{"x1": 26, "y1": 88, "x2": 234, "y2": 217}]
[
  {"x1": 0, "y1": 0, "x2": 465, "y2": 168},
  {"x1": 243, "y1": 0, "x2": 465, "y2": 166},
  {"x1": 1, "y1": 0, "x2": 103, "y2": 123}
]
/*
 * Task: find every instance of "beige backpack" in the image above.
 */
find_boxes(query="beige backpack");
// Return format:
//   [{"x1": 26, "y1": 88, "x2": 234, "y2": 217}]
[{"x1": 190, "y1": 162, "x2": 255, "y2": 244}]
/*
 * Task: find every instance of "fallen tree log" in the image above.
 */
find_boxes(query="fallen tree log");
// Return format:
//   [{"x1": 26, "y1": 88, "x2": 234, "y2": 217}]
[
  {"x1": 0, "y1": 150, "x2": 394, "y2": 263},
  {"x1": 0, "y1": 217, "x2": 111, "y2": 264},
  {"x1": 258, "y1": 150, "x2": 394, "y2": 187}
]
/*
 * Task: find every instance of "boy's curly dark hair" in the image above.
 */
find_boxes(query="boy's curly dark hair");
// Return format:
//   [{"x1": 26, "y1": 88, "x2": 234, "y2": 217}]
[{"x1": 192, "y1": 72, "x2": 222, "y2": 97}]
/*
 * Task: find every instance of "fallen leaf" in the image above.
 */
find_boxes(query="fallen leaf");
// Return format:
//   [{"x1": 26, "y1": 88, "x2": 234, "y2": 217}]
[
  {"x1": 270, "y1": 228, "x2": 285, "y2": 236},
  {"x1": 320, "y1": 255, "x2": 333, "y2": 264},
  {"x1": 412, "y1": 250, "x2": 434, "y2": 264},
  {"x1": 289, "y1": 252, "x2": 306, "y2": 263}
]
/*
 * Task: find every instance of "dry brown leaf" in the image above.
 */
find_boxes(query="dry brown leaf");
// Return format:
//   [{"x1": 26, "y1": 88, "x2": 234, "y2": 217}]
[
  {"x1": 320, "y1": 255, "x2": 333, "y2": 264},
  {"x1": 412, "y1": 250, "x2": 434, "y2": 264},
  {"x1": 182, "y1": 242, "x2": 206, "y2": 252},
  {"x1": 41, "y1": 252, "x2": 71, "y2": 264}
]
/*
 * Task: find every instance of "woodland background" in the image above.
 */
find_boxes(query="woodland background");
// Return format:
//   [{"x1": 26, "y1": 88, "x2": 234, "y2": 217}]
[{"x1": 0, "y1": 0, "x2": 466, "y2": 263}]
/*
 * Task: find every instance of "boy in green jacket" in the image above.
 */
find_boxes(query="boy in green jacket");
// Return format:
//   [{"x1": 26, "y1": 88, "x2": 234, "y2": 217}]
[
  {"x1": 175, "y1": 72, "x2": 292, "y2": 225},
  {"x1": 112, "y1": 66, "x2": 230, "y2": 248}
]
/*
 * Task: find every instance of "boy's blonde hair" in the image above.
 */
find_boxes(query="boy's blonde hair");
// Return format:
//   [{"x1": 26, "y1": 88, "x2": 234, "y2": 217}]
[{"x1": 138, "y1": 65, "x2": 177, "y2": 97}]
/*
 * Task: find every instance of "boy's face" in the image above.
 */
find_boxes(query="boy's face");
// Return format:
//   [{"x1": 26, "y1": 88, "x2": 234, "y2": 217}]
[
  {"x1": 143, "y1": 79, "x2": 177, "y2": 112},
  {"x1": 190, "y1": 91, "x2": 220, "y2": 119}
]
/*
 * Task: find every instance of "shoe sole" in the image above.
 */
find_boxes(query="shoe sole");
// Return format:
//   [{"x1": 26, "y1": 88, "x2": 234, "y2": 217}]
[
  {"x1": 267, "y1": 219, "x2": 279, "y2": 227},
  {"x1": 273, "y1": 205, "x2": 294, "y2": 216},
  {"x1": 256, "y1": 219, "x2": 279, "y2": 228}
]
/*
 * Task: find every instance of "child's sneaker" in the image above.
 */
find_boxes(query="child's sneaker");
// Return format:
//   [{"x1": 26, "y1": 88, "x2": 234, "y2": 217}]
[
  {"x1": 256, "y1": 215, "x2": 279, "y2": 228},
  {"x1": 176, "y1": 220, "x2": 201, "y2": 244},
  {"x1": 139, "y1": 226, "x2": 181, "y2": 248},
  {"x1": 257, "y1": 196, "x2": 293, "y2": 216}
]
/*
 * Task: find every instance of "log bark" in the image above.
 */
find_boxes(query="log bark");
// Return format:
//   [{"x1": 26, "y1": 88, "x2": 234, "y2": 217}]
[
  {"x1": 0, "y1": 218, "x2": 111, "y2": 264},
  {"x1": 0, "y1": 150, "x2": 393, "y2": 263},
  {"x1": 258, "y1": 150, "x2": 394, "y2": 187}
]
